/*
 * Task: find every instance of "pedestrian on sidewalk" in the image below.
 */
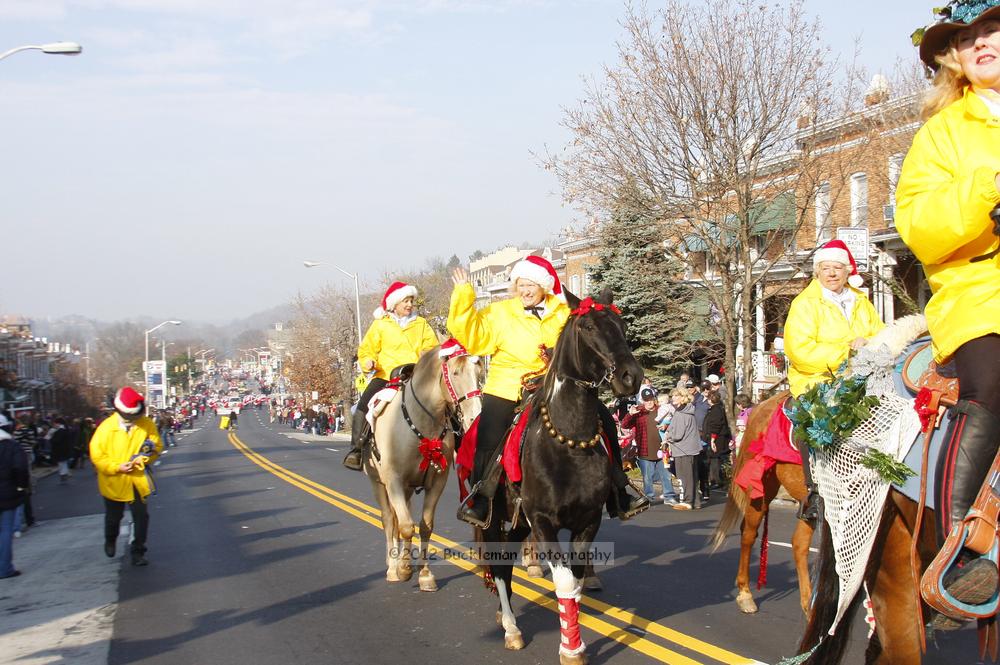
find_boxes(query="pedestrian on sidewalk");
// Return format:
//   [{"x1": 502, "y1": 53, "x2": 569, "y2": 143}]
[
  {"x1": 89, "y1": 387, "x2": 162, "y2": 567},
  {"x1": 0, "y1": 413, "x2": 30, "y2": 579},
  {"x1": 50, "y1": 417, "x2": 74, "y2": 483}
]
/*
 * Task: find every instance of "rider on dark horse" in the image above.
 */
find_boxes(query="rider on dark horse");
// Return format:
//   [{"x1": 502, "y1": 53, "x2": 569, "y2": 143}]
[
  {"x1": 899, "y1": 0, "x2": 1000, "y2": 611},
  {"x1": 448, "y1": 255, "x2": 649, "y2": 528},
  {"x1": 343, "y1": 281, "x2": 440, "y2": 471}
]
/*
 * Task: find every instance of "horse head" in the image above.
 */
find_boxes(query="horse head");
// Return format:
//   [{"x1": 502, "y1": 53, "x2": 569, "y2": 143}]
[
  {"x1": 558, "y1": 287, "x2": 643, "y2": 397},
  {"x1": 440, "y1": 343, "x2": 483, "y2": 432}
]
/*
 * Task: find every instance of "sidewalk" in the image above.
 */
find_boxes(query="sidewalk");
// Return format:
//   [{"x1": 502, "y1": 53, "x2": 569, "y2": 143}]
[{"x1": 0, "y1": 513, "x2": 125, "y2": 664}]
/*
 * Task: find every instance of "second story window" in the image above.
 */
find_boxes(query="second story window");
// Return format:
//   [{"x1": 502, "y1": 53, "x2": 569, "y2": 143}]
[
  {"x1": 850, "y1": 172, "x2": 868, "y2": 226},
  {"x1": 815, "y1": 181, "x2": 832, "y2": 243},
  {"x1": 888, "y1": 153, "x2": 904, "y2": 206},
  {"x1": 570, "y1": 274, "x2": 580, "y2": 294}
]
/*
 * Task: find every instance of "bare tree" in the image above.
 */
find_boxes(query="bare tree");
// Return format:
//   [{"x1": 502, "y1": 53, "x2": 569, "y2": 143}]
[
  {"x1": 546, "y1": 0, "x2": 903, "y2": 422},
  {"x1": 283, "y1": 288, "x2": 358, "y2": 406}
]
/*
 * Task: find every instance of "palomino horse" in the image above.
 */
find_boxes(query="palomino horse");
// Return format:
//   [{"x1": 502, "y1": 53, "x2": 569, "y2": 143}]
[
  {"x1": 475, "y1": 287, "x2": 642, "y2": 665},
  {"x1": 710, "y1": 392, "x2": 814, "y2": 615},
  {"x1": 364, "y1": 342, "x2": 482, "y2": 590}
]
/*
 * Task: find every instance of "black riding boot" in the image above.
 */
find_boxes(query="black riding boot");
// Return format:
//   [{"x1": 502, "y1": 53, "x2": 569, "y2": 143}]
[
  {"x1": 599, "y1": 407, "x2": 650, "y2": 520},
  {"x1": 343, "y1": 410, "x2": 370, "y2": 471},
  {"x1": 932, "y1": 400, "x2": 1000, "y2": 604},
  {"x1": 457, "y1": 432, "x2": 505, "y2": 529}
]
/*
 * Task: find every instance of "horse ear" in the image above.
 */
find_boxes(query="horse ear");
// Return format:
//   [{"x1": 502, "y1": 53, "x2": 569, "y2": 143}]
[
  {"x1": 563, "y1": 288, "x2": 580, "y2": 311},
  {"x1": 598, "y1": 286, "x2": 613, "y2": 305}
]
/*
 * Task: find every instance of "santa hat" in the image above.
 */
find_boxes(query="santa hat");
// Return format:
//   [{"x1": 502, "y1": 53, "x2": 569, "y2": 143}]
[
  {"x1": 814, "y1": 239, "x2": 864, "y2": 288},
  {"x1": 373, "y1": 281, "x2": 418, "y2": 318},
  {"x1": 114, "y1": 386, "x2": 145, "y2": 415},
  {"x1": 509, "y1": 255, "x2": 563, "y2": 300}
]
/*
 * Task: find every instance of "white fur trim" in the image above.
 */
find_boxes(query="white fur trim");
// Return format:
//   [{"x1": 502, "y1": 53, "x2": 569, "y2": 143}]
[
  {"x1": 114, "y1": 394, "x2": 143, "y2": 414},
  {"x1": 510, "y1": 261, "x2": 555, "y2": 293},
  {"x1": 372, "y1": 307, "x2": 386, "y2": 319},
  {"x1": 814, "y1": 247, "x2": 850, "y2": 267},
  {"x1": 847, "y1": 274, "x2": 864, "y2": 288},
  {"x1": 383, "y1": 284, "x2": 417, "y2": 313}
]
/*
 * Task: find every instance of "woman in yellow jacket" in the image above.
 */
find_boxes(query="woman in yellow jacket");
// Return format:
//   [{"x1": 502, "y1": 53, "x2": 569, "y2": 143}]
[
  {"x1": 784, "y1": 240, "x2": 885, "y2": 398},
  {"x1": 89, "y1": 387, "x2": 162, "y2": 566},
  {"x1": 343, "y1": 281, "x2": 440, "y2": 470},
  {"x1": 897, "y1": 2, "x2": 1000, "y2": 607},
  {"x1": 449, "y1": 256, "x2": 648, "y2": 528}
]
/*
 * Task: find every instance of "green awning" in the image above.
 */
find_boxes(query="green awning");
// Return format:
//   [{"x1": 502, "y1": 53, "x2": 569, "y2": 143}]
[{"x1": 751, "y1": 192, "x2": 796, "y2": 235}]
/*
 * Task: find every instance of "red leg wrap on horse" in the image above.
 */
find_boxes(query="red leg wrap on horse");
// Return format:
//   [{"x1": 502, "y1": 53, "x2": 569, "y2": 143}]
[{"x1": 558, "y1": 597, "x2": 584, "y2": 654}]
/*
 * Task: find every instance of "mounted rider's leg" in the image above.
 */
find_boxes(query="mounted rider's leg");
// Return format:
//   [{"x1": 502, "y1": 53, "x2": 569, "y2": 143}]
[
  {"x1": 929, "y1": 336, "x2": 1000, "y2": 606},
  {"x1": 458, "y1": 395, "x2": 517, "y2": 528},
  {"x1": 597, "y1": 403, "x2": 650, "y2": 520},
  {"x1": 344, "y1": 378, "x2": 387, "y2": 471}
]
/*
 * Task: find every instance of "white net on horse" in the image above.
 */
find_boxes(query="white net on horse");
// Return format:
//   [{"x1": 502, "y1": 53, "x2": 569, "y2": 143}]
[{"x1": 812, "y1": 360, "x2": 923, "y2": 635}]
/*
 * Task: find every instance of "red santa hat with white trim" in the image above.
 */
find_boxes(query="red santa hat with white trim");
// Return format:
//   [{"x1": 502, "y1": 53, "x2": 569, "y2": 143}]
[
  {"x1": 114, "y1": 386, "x2": 145, "y2": 415},
  {"x1": 813, "y1": 239, "x2": 864, "y2": 288},
  {"x1": 373, "y1": 281, "x2": 418, "y2": 319},
  {"x1": 509, "y1": 255, "x2": 564, "y2": 300}
]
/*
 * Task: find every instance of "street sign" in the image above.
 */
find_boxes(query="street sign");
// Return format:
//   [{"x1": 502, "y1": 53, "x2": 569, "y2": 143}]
[{"x1": 837, "y1": 227, "x2": 870, "y2": 271}]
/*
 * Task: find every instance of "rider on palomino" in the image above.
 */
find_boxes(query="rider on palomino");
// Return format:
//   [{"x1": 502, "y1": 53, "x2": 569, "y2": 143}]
[
  {"x1": 449, "y1": 255, "x2": 649, "y2": 528},
  {"x1": 343, "y1": 281, "x2": 440, "y2": 471},
  {"x1": 898, "y1": 0, "x2": 1000, "y2": 608},
  {"x1": 782, "y1": 241, "x2": 884, "y2": 515}
]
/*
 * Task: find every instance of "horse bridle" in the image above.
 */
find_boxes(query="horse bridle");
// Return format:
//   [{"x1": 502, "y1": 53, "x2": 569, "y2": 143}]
[{"x1": 399, "y1": 354, "x2": 481, "y2": 444}]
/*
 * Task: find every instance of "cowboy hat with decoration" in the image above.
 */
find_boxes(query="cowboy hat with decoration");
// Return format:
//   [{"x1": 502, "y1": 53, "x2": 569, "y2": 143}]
[
  {"x1": 912, "y1": 0, "x2": 1000, "y2": 69},
  {"x1": 373, "y1": 281, "x2": 418, "y2": 319},
  {"x1": 509, "y1": 255, "x2": 564, "y2": 300},
  {"x1": 814, "y1": 239, "x2": 865, "y2": 288}
]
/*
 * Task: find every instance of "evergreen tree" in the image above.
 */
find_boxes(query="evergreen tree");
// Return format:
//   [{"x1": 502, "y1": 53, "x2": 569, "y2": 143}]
[{"x1": 589, "y1": 208, "x2": 694, "y2": 385}]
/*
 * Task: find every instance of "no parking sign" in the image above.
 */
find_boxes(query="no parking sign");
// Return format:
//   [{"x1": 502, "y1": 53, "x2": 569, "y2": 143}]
[{"x1": 837, "y1": 227, "x2": 870, "y2": 271}]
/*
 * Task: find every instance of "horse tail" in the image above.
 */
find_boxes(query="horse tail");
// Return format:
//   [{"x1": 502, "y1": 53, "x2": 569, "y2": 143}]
[
  {"x1": 796, "y1": 522, "x2": 862, "y2": 664},
  {"x1": 708, "y1": 422, "x2": 755, "y2": 553}
]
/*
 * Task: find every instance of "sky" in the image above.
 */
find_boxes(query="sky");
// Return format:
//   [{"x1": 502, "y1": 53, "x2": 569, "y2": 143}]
[{"x1": 0, "y1": 0, "x2": 931, "y2": 323}]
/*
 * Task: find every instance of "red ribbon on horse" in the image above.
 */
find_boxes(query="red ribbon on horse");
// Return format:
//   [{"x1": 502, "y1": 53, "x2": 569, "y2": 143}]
[{"x1": 418, "y1": 437, "x2": 447, "y2": 472}]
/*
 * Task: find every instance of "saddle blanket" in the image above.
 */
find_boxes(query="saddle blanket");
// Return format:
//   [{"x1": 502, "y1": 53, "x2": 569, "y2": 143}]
[
  {"x1": 365, "y1": 386, "x2": 400, "y2": 429},
  {"x1": 733, "y1": 398, "x2": 801, "y2": 500}
]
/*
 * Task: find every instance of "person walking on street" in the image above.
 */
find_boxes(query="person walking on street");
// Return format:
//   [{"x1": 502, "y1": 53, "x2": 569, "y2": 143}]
[
  {"x1": 50, "y1": 417, "x2": 74, "y2": 483},
  {"x1": 0, "y1": 414, "x2": 29, "y2": 579},
  {"x1": 89, "y1": 387, "x2": 162, "y2": 566}
]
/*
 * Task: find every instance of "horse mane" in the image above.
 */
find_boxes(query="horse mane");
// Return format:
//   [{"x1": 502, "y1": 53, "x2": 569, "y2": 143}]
[{"x1": 539, "y1": 309, "x2": 583, "y2": 402}]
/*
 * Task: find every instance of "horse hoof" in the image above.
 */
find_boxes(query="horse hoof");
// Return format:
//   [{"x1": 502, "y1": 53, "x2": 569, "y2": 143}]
[
  {"x1": 386, "y1": 570, "x2": 401, "y2": 583},
  {"x1": 418, "y1": 574, "x2": 438, "y2": 592},
  {"x1": 504, "y1": 632, "x2": 525, "y2": 650},
  {"x1": 526, "y1": 564, "x2": 544, "y2": 578},
  {"x1": 397, "y1": 565, "x2": 413, "y2": 582},
  {"x1": 583, "y1": 575, "x2": 602, "y2": 592},
  {"x1": 559, "y1": 651, "x2": 587, "y2": 665},
  {"x1": 736, "y1": 591, "x2": 758, "y2": 614}
]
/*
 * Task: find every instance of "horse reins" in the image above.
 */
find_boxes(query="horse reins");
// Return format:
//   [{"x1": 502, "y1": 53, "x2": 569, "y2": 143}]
[{"x1": 400, "y1": 355, "x2": 481, "y2": 446}]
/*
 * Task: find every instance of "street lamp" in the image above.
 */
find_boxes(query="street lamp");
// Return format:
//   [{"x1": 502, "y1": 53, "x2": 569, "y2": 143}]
[
  {"x1": 0, "y1": 42, "x2": 83, "y2": 61},
  {"x1": 303, "y1": 260, "x2": 363, "y2": 343},
  {"x1": 144, "y1": 320, "x2": 182, "y2": 408}
]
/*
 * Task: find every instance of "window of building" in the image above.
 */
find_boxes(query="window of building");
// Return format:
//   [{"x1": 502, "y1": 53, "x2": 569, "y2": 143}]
[
  {"x1": 850, "y1": 172, "x2": 868, "y2": 226},
  {"x1": 815, "y1": 181, "x2": 832, "y2": 242},
  {"x1": 887, "y1": 153, "x2": 904, "y2": 206},
  {"x1": 570, "y1": 274, "x2": 580, "y2": 294},
  {"x1": 583, "y1": 272, "x2": 593, "y2": 294}
]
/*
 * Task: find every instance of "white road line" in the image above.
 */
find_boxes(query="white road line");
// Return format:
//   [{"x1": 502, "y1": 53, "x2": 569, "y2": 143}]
[
  {"x1": 325, "y1": 448, "x2": 339, "y2": 452},
  {"x1": 769, "y1": 541, "x2": 819, "y2": 553}
]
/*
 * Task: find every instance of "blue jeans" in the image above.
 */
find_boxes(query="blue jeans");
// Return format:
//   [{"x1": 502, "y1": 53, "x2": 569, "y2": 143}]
[
  {"x1": 637, "y1": 459, "x2": 677, "y2": 499},
  {"x1": 0, "y1": 506, "x2": 17, "y2": 577}
]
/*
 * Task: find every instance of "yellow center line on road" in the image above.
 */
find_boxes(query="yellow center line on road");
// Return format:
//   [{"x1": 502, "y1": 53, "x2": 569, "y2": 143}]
[{"x1": 226, "y1": 432, "x2": 763, "y2": 665}]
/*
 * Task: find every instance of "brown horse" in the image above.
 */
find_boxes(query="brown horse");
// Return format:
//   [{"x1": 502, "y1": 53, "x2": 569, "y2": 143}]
[
  {"x1": 709, "y1": 390, "x2": 815, "y2": 615},
  {"x1": 794, "y1": 490, "x2": 937, "y2": 664}
]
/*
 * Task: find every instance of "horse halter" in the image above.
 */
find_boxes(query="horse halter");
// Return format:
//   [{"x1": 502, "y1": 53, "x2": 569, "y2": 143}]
[
  {"x1": 558, "y1": 297, "x2": 621, "y2": 390},
  {"x1": 439, "y1": 342, "x2": 481, "y2": 423}
]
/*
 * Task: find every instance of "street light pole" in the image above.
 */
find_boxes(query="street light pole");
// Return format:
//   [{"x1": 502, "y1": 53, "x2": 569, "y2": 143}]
[
  {"x1": 0, "y1": 42, "x2": 82, "y2": 61},
  {"x1": 143, "y1": 320, "x2": 182, "y2": 410},
  {"x1": 303, "y1": 261, "x2": 363, "y2": 344}
]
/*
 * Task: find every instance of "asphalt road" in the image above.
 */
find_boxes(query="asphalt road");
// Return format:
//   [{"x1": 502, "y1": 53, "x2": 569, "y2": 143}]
[{"x1": 28, "y1": 409, "x2": 978, "y2": 665}]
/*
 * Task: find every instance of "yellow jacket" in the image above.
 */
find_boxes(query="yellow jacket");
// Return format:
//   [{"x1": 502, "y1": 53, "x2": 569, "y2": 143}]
[
  {"x1": 447, "y1": 282, "x2": 569, "y2": 401},
  {"x1": 784, "y1": 279, "x2": 885, "y2": 396},
  {"x1": 357, "y1": 315, "x2": 439, "y2": 380},
  {"x1": 89, "y1": 413, "x2": 162, "y2": 502},
  {"x1": 896, "y1": 87, "x2": 1000, "y2": 363}
]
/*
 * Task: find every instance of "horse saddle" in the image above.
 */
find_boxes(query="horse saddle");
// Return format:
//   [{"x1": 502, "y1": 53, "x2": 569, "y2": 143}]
[{"x1": 901, "y1": 341, "x2": 959, "y2": 407}]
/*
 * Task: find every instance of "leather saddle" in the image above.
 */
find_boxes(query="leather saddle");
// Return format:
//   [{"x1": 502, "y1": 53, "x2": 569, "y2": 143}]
[{"x1": 901, "y1": 341, "x2": 959, "y2": 407}]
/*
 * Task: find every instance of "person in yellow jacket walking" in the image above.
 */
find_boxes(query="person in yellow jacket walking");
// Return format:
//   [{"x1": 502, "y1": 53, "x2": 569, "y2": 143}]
[
  {"x1": 343, "y1": 281, "x2": 440, "y2": 470},
  {"x1": 450, "y1": 255, "x2": 648, "y2": 528},
  {"x1": 784, "y1": 239, "x2": 884, "y2": 398},
  {"x1": 897, "y1": 1, "x2": 1000, "y2": 610},
  {"x1": 89, "y1": 387, "x2": 162, "y2": 566}
]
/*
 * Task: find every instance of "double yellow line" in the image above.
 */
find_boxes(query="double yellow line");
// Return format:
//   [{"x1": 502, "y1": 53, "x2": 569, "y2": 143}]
[{"x1": 226, "y1": 432, "x2": 765, "y2": 665}]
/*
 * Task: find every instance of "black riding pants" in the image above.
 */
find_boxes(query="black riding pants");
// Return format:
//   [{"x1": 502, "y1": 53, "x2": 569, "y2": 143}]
[
  {"x1": 357, "y1": 378, "x2": 389, "y2": 416},
  {"x1": 955, "y1": 334, "x2": 1000, "y2": 418}
]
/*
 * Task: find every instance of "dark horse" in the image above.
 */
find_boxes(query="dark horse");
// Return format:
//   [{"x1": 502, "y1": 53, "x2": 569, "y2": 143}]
[{"x1": 475, "y1": 287, "x2": 641, "y2": 665}]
